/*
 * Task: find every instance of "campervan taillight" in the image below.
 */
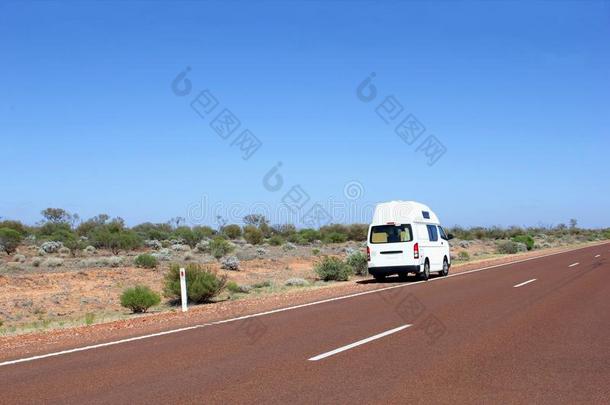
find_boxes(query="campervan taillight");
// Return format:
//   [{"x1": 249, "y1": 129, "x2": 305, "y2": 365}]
[
  {"x1": 413, "y1": 243, "x2": 419, "y2": 259},
  {"x1": 366, "y1": 246, "x2": 370, "y2": 261}
]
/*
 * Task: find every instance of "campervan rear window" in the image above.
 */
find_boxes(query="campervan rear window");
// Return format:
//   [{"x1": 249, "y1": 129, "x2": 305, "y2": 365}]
[{"x1": 370, "y1": 224, "x2": 413, "y2": 244}]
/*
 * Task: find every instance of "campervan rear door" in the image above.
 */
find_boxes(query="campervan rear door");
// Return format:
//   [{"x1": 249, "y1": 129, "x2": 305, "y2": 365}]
[{"x1": 368, "y1": 224, "x2": 414, "y2": 267}]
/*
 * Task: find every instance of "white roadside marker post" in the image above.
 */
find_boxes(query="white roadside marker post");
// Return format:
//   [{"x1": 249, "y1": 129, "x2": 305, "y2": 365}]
[{"x1": 180, "y1": 267, "x2": 188, "y2": 312}]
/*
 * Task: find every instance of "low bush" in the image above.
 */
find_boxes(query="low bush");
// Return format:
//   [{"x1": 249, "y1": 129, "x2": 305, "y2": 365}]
[
  {"x1": 0, "y1": 228, "x2": 23, "y2": 254},
  {"x1": 220, "y1": 255, "x2": 240, "y2": 271},
  {"x1": 285, "y1": 277, "x2": 309, "y2": 287},
  {"x1": 13, "y1": 254, "x2": 26, "y2": 263},
  {"x1": 79, "y1": 256, "x2": 124, "y2": 268},
  {"x1": 44, "y1": 258, "x2": 64, "y2": 267},
  {"x1": 39, "y1": 240, "x2": 63, "y2": 254},
  {"x1": 346, "y1": 251, "x2": 368, "y2": 276},
  {"x1": 120, "y1": 285, "x2": 161, "y2": 313},
  {"x1": 282, "y1": 242, "x2": 296, "y2": 251},
  {"x1": 324, "y1": 232, "x2": 348, "y2": 244},
  {"x1": 346, "y1": 224, "x2": 368, "y2": 241},
  {"x1": 511, "y1": 235, "x2": 535, "y2": 251},
  {"x1": 89, "y1": 227, "x2": 141, "y2": 254},
  {"x1": 226, "y1": 281, "x2": 250, "y2": 294},
  {"x1": 268, "y1": 235, "x2": 284, "y2": 246},
  {"x1": 209, "y1": 237, "x2": 234, "y2": 259},
  {"x1": 496, "y1": 240, "x2": 527, "y2": 254},
  {"x1": 286, "y1": 233, "x2": 306, "y2": 245},
  {"x1": 458, "y1": 251, "x2": 470, "y2": 261},
  {"x1": 299, "y1": 229, "x2": 321, "y2": 243},
  {"x1": 222, "y1": 224, "x2": 242, "y2": 240},
  {"x1": 164, "y1": 263, "x2": 226, "y2": 304},
  {"x1": 256, "y1": 247, "x2": 267, "y2": 257},
  {"x1": 314, "y1": 256, "x2": 353, "y2": 281},
  {"x1": 252, "y1": 280, "x2": 272, "y2": 289},
  {"x1": 243, "y1": 225, "x2": 264, "y2": 245},
  {"x1": 0, "y1": 220, "x2": 28, "y2": 236},
  {"x1": 226, "y1": 281, "x2": 240, "y2": 293},
  {"x1": 134, "y1": 253, "x2": 158, "y2": 269}
]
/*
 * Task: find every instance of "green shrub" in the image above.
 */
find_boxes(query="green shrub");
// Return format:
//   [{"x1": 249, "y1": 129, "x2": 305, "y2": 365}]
[
  {"x1": 226, "y1": 281, "x2": 247, "y2": 294},
  {"x1": 0, "y1": 220, "x2": 28, "y2": 236},
  {"x1": 0, "y1": 228, "x2": 22, "y2": 254},
  {"x1": 226, "y1": 281, "x2": 239, "y2": 293},
  {"x1": 132, "y1": 222, "x2": 172, "y2": 241},
  {"x1": 268, "y1": 235, "x2": 284, "y2": 246},
  {"x1": 511, "y1": 235, "x2": 535, "y2": 251},
  {"x1": 252, "y1": 280, "x2": 272, "y2": 289},
  {"x1": 458, "y1": 251, "x2": 470, "y2": 261},
  {"x1": 314, "y1": 256, "x2": 353, "y2": 281},
  {"x1": 243, "y1": 225, "x2": 264, "y2": 245},
  {"x1": 84, "y1": 313, "x2": 95, "y2": 325},
  {"x1": 287, "y1": 233, "x2": 308, "y2": 245},
  {"x1": 89, "y1": 226, "x2": 141, "y2": 254},
  {"x1": 173, "y1": 226, "x2": 203, "y2": 247},
  {"x1": 325, "y1": 232, "x2": 348, "y2": 243},
  {"x1": 120, "y1": 285, "x2": 161, "y2": 313},
  {"x1": 134, "y1": 253, "x2": 158, "y2": 269},
  {"x1": 37, "y1": 222, "x2": 76, "y2": 243},
  {"x1": 222, "y1": 224, "x2": 242, "y2": 239},
  {"x1": 346, "y1": 251, "x2": 368, "y2": 276},
  {"x1": 209, "y1": 237, "x2": 234, "y2": 259},
  {"x1": 312, "y1": 248, "x2": 320, "y2": 255},
  {"x1": 164, "y1": 263, "x2": 226, "y2": 304},
  {"x1": 299, "y1": 228, "x2": 321, "y2": 243},
  {"x1": 192, "y1": 226, "x2": 216, "y2": 240}
]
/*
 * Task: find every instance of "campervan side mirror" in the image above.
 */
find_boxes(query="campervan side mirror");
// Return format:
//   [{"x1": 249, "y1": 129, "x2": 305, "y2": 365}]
[{"x1": 447, "y1": 233, "x2": 454, "y2": 240}]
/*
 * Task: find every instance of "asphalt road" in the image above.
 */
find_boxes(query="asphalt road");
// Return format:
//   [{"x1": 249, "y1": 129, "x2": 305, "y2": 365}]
[{"x1": 1, "y1": 243, "x2": 609, "y2": 404}]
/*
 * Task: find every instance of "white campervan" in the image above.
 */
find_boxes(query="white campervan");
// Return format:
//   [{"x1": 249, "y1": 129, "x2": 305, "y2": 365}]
[{"x1": 367, "y1": 201, "x2": 453, "y2": 281}]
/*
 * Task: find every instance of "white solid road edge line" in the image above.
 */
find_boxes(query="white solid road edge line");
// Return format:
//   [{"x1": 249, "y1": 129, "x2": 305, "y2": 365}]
[
  {"x1": 568, "y1": 262, "x2": 580, "y2": 267},
  {"x1": 1, "y1": 241, "x2": 607, "y2": 368},
  {"x1": 308, "y1": 325, "x2": 411, "y2": 361},
  {"x1": 513, "y1": 278, "x2": 537, "y2": 288}
]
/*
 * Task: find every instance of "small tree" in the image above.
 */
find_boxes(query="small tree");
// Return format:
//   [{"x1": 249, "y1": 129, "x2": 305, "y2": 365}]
[
  {"x1": 41, "y1": 207, "x2": 79, "y2": 226},
  {"x1": 120, "y1": 285, "x2": 161, "y2": 313},
  {"x1": 0, "y1": 228, "x2": 22, "y2": 254}
]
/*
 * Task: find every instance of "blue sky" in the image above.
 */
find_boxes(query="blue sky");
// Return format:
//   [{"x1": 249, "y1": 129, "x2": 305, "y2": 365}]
[{"x1": 1, "y1": 0, "x2": 609, "y2": 228}]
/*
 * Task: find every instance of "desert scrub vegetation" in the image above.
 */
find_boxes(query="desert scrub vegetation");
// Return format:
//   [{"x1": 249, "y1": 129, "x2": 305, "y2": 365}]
[
  {"x1": 79, "y1": 256, "x2": 124, "y2": 268},
  {"x1": 222, "y1": 224, "x2": 242, "y2": 240},
  {"x1": 496, "y1": 240, "x2": 527, "y2": 254},
  {"x1": 120, "y1": 285, "x2": 161, "y2": 313},
  {"x1": 0, "y1": 228, "x2": 22, "y2": 254},
  {"x1": 220, "y1": 256, "x2": 240, "y2": 271},
  {"x1": 315, "y1": 256, "x2": 353, "y2": 281},
  {"x1": 209, "y1": 237, "x2": 235, "y2": 259},
  {"x1": 346, "y1": 251, "x2": 368, "y2": 276},
  {"x1": 164, "y1": 263, "x2": 227, "y2": 304},
  {"x1": 0, "y1": 209, "x2": 607, "y2": 267},
  {"x1": 134, "y1": 253, "x2": 158, "y2": 269},
  {"x1": 457, "y1": 251, "x2": 471, "y2": 261},
  {"x1": 243, "y1": 225, "x2": 264, "y2": 245},
  {"x1": 511, "y1": 235, "x2": 535, "y2": 251}
]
